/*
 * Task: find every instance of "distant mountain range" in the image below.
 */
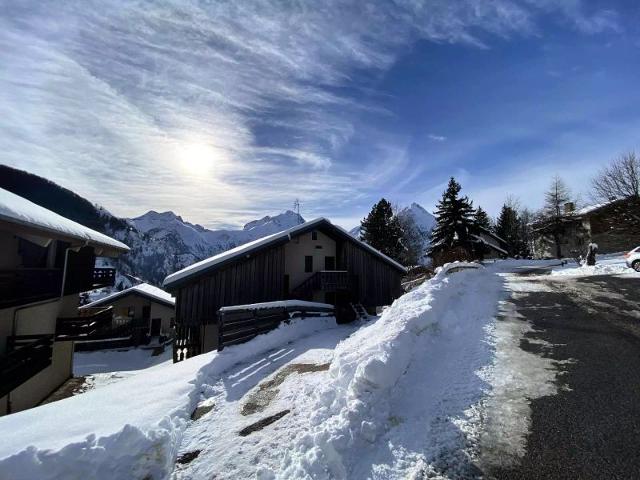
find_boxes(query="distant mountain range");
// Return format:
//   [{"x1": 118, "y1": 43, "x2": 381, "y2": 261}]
[{"x1": 0, "y1": 165, "x2": 435, "y2": 287}]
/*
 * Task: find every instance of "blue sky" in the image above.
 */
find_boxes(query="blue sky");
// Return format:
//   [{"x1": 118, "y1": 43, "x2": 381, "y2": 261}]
[{"x1": 1, "y1": 1, "x2": 639, "y2": 229}]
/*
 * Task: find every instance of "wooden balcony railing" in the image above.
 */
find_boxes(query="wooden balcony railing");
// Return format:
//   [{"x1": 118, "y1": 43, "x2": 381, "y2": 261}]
[
  {"x1": 63, "y1": 267, "x2": 116, "y2": 295},
  {"x1": 0, "y1": 335, "x2": 53, "y2": 398},
  {"x1": 0, "y1": 269, "x2": 63, "y2": 309},
  {"x1": 290, "y1": 270, "x2": 353, "y2": 300},
  {"x1": 56, "y1": 306, "x2": 114, "y2": 340}
]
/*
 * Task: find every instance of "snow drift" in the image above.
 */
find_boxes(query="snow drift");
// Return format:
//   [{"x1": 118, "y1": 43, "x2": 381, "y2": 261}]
[
  {"x1": 273, "y1": 263, "x2": 504, "y2": 479},
  {"x1": 0, "y1": 317, "x2": 336, "y2": 480}
]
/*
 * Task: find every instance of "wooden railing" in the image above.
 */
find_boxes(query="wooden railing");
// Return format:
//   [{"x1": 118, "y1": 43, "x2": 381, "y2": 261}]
[
  {"x1": 0, "y1": 269, "x2": 63, "y2": 309},
  {"x1": 56, "y1": 306, "x2": 114, "y2": 340},
  {"x1": 289, "y1": 270, "x2": 352, "y2": 300},
  {"x1": 217, "y1": 302, "x2": 334, "y2": 352},
  {"x1": 0, "y1": 335, "x2": 53, "y2": 398},
  {"x1": 92, "y1": 268, "x2": 116, "y2": 289},
  {"x1": 64, "y1": 267, "x2": 116, "y2": 295},
  {"x1": 174, "y1": 326, "x2": 201, "y2": 363}
]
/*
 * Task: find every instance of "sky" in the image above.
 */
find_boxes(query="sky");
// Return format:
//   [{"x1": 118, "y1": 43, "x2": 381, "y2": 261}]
[{"x1": 2, "y1": 0, "x2": 640, "y2": 230}]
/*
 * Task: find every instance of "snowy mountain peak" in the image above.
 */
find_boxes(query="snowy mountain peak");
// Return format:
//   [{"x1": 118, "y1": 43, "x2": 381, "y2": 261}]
[
  {"x1": 243, "y1": 210, "x2": 304, "y2": 233},
  {"x1": 399, "y1": 202, "x2": 436, "y2": 234},
  {"x1": 131, "y1": 210, "x2": 187, "y2": 232}
]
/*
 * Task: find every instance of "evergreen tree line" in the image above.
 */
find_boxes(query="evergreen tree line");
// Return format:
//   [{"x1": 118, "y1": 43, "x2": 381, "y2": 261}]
[{"x1": 360, "y1": 177, "x2": 534, "y2": 267}]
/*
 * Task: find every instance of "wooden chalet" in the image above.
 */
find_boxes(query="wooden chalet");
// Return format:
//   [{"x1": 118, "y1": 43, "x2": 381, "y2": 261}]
[
  {"x1": 163, "y1": 217, "x2": 407, "y2": 359},
  {"x1": 0, "y1": 188, "x2": 129, "y2": 415}
]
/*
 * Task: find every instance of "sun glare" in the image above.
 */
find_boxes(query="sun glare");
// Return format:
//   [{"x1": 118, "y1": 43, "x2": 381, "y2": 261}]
[{"x1": 181, "y1": 143, "x2": 216, "y2": 174}]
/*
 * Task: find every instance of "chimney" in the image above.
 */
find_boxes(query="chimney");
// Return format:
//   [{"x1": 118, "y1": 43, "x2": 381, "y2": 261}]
[{"x1": 563, "y1": 202, "x2": 575, "y2": 214}]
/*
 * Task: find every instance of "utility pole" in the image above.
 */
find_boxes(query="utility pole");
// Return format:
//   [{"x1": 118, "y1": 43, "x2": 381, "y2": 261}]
[{"x1": 293, "y1": 198, "x2": 302, "y2": 224}]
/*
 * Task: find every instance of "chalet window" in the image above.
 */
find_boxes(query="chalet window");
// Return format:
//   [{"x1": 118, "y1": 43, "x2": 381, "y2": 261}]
[
  {"x1": 312, "y1": 231, "x2": 318, "y2": 240},
  {"x1": 325, "y1": 256, "x2": 335, "y2": 270},
  {"x1": 127, "y1": 306, "x2": 135, "y2": 317},
  {"x1": 304, "y1": 255, "x2": 313, "y2": 273}
]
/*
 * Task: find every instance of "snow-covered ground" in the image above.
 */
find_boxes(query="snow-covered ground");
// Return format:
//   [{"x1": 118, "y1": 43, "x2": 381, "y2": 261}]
[
  {"x1": 73, "y1": 347, "x2": 173, "y2": 391},
  {"x1": 0, "y1": 260, "x2": 572, "y2": 479},
  {"x1": 550, "y1": 252, "x2": 639, "y2": 277}
]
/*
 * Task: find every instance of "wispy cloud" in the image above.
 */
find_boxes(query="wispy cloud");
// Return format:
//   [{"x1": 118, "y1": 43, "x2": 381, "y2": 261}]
[
  {"x1": 428, "y1": 134, "x2": 448, "y2": 142},
  {"x1": 0, "y1": 0, "x2": 622, "y2": 227}
]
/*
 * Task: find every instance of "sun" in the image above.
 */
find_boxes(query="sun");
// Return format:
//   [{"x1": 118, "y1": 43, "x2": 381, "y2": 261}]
[{"x1": 181, "y1": 143, "x2": 216, "y2": 174}]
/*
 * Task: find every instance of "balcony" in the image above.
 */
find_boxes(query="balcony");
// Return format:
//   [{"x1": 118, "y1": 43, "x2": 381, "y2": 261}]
[
  {"x1": 56, "y1": 306, "x2": 114, "y2": 341},
  {"x1": 0, "y1": 335, "x2": 53, "y2": 398},
  {"x1": 63, "y1": 267, "x2": 116, "y2": 295},
  {"x1": 0, "y1": 269, "x2": 63, "y2": 309},
  {"x1": 290, "y1": 270, "x2": 353, "y2": 300}
]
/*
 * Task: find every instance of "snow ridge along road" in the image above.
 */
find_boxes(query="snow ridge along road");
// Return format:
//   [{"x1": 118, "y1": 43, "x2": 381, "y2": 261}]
[{"x1": 274, "y1": 264, "x2": 505, "y2": 479}]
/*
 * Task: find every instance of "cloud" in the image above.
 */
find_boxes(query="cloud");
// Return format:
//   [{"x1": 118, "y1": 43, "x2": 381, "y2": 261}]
[
  {"x1": 428, "y1": 134, "x2": 447, "y2": 142},
  {"x1": 0, "y1": 0, "x2": 623, "y2": 227}
]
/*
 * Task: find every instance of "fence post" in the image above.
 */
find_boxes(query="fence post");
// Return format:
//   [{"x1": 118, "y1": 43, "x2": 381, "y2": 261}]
[{"x1": 217, "y1": 310, "x2": 224, "y2": 352}]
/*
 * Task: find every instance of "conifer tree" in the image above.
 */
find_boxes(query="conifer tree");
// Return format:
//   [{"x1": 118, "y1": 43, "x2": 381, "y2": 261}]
[
  {"x1": 360, "y1": 198, "x2": 403, "y2": 262},
  {"x1": 495, "y1": 204, "x2": 520, "y2": 257},
  {"x1": 474, "y1": 206, "x2": 493, "y2": 230},
  {"x1": 428, "y1": 177, "x2": 476, "y2": 258}
]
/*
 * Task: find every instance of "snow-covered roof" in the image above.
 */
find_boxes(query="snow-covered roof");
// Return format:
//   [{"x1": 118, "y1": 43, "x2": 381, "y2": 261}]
[
  {"x1": 574, "y1": 202, "x2": 611, "y2": 216},
  {"x1": 219, "y1": 300, "x2": 334, "y2": 313},
  {"x1": 81, "y1": 283, "x2": 175, "y2": 309},
  {"x1": 164, "y1": 217, "x2": 407, "y2": 288},
  {"x1": 0, "y1": 188, "x2": 129, "y2": 255}
]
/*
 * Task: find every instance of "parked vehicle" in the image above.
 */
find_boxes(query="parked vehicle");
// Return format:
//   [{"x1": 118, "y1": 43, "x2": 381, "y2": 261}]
[{"x1": 624, "y1": 246, "x2": 640, "y2": 272}]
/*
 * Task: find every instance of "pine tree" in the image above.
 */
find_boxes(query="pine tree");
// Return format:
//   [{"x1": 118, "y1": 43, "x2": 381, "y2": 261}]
[
  {"x1": 360, "y1": 198, "x2": 403, "y2": 262},
  {"x1": 474, "y1": 206, "x2": 493, "y2": 230},
  {"x1": 495, "y1": 204, "x2": 520, "y2": 257},
  {"x1": 428, "y1": 177, "x2": 476, "y2": 259}
]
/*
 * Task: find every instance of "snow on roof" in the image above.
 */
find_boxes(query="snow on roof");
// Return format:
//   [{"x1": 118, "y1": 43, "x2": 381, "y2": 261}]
[
  {"x1": 0, "y1": 188, "x2": 129, "y2": 255},
  {"x1": 472, "y1": 234, "x2": 509, "y2": 256},
  {"x1": 164, "y1": 217, "x2": 407, "y2": 288},
  {"x1": 574, "y1": 202, "x2": 611, "y2": 216},
  {"x1": 219, "y1": 300, "x2": 334, "y2": 313},
  {"x1": 81, "y1": 282, "x2": 175, "y2": 309}
]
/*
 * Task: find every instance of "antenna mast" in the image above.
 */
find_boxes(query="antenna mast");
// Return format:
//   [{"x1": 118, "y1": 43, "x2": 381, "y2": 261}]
[{"x1": 293, "y1": 198, "x2": 302, "y2": 224}]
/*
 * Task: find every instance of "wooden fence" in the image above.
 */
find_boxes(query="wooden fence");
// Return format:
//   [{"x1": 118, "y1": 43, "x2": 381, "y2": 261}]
[{"x1": 217, "y1": 302, "x2": 334, "y2": 351}]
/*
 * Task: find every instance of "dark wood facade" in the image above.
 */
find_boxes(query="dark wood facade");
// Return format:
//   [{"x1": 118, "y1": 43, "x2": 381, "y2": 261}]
[
  {"x1": 175, "y1": 245, "x2": 286, "y2": 327},
  {"x1": 167, "y1": 219, "x2": 406, "y2": 358}
]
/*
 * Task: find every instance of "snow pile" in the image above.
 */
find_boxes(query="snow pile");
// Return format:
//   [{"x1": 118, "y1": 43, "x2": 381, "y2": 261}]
[
  {"x1": 551, "y1": 253, "x2": 636, "y2": 277},
  {"x1": 0, "y1": 317, "x2": 335, "y2": 480},
  {"x1": 274, "y1": 264, "x2": 503, "y2": 479}
]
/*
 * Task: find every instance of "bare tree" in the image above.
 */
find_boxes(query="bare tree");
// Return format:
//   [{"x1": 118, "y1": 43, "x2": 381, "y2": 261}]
[
  {"x1": 543, "y1": 175, "x2": 572, "y2": 258},
  {"x1": 591, "y1": 151, "x2": 640, "y2": 202}
]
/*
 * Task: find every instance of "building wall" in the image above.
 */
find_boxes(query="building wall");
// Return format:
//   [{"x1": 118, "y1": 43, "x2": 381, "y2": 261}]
[
  {"x1": 106, "y1": 295, "x2": 174, "y2": 335},
  {"x1": 339, "y1": 241, "x2": 404, "y2": 308},
  {"x1": 175, "y1": 244, "x2": 286, "y2": 328},
  {"x1": 284, "y1": 229, "x2": 337, "y2": 289},
  {"x1": 588, "y1": 198, "x2": 640, "y2": 253},
  {"x1": 0, "y1": 296, "x2": 77, "y2": 416}
]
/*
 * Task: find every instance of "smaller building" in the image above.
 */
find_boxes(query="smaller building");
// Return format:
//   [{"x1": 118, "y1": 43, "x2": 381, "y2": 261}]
[
  {"x1": 80, "y1": 283, "x2": 175, "y2": 341},
  {"x1": 473, "y1": 227, "x2": 508, "y2": 259},
  {"x1": 532, "y1": 198, "x2": 640, "y2": 258}
]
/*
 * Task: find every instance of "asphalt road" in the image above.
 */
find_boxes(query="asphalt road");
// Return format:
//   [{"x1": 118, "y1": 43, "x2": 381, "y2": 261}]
[{"x1": 488, "y1": 273, "x2": 640, "y2": 480}]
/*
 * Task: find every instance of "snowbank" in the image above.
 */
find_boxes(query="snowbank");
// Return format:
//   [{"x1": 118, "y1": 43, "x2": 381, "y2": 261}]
[
  {"x1": 551, "y1": 253, "x2": 637, "y2": 277},
  {"x1": 0, "y1": 317, "x2": 336, "y2": 480},
  {"x1": 273, "y1": 264, "x2": 504, "y2": 479}
]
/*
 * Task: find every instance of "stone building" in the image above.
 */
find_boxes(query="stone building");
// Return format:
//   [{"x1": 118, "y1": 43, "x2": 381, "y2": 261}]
[{"x1": 532, "y1": 197, "x2": 640, "y2": 259}]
